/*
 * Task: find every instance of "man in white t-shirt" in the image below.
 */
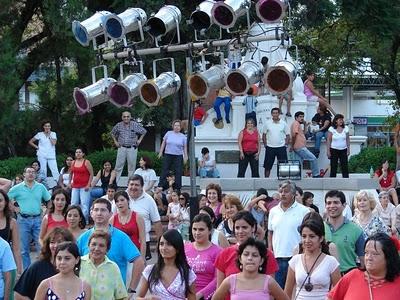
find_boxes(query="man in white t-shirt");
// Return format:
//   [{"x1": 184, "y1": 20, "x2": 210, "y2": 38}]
[
  {"x1": 262, "y1": 107, "x2": 290, "y2": 177},
  {"x1": 127, "y1": 174, "x2": 162, "y2": 260},
  {"x1": 268, "y1": 180, "x2": 309, "y2": 288}
]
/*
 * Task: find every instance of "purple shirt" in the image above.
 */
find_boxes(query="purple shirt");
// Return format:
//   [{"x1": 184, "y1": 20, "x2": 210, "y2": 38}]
[
  {"x1": 163, "y1": 131, "x2": 187, "y2": 155},
  {"x1": 185, "y1": 242, "x2": 221, "y2": 300}
]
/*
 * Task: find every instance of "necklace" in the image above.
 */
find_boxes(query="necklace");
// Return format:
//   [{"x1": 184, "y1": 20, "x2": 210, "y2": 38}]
[{"x1": 303, "y1": 251, "x2": 323, "y2": 292}]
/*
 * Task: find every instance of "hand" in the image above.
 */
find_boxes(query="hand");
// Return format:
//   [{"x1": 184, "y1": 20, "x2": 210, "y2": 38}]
[
  {"x1": 115, "y1": 142, "x2": 120, "y2": 148},
  {"x1": 397, "y1": 147, "x2": 400, "y2": 154},
  {"x1": 158, "y1": 153, "x2": 162, "y2": 159},
  {"x1": 183, "y1": 156, "x2": 188, "y2": 164},
  {"x1": 289, "y1": 146, "x2": 293, "y2": 152},
  {"x1": 240, "y1": 151, "x2": 244, "y2": 160},
  {"x1": 327, "y1": 151, "x2": 331, "y2": 159},
  {"x1": 84, "y1": 185, "x2": 90, "y2": 191},
  {"x1": 255, "y1": 152, "x2": 259, "y2": 160},
  {"x1": 347, "y1": 148, "x2": 350, "y2": 156}
]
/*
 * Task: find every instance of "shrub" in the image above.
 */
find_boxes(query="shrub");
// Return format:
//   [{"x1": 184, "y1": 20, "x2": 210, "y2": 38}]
[
  {"x1": 348, "y1": 147, "x2": 396, "y2": 173},
  {"x1": 0, "y1": 149, "x2": 163, "y2": 178}
]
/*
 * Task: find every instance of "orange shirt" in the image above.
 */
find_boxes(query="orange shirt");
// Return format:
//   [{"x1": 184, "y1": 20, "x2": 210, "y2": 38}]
[{"x1": 291, "y1": 120, "x2": 306, "y2": 150}]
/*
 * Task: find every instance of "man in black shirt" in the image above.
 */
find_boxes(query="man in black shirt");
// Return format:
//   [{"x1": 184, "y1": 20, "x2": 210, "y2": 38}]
[{"x1": 311, "y1": 105, "x2": 332, "y2": 157}]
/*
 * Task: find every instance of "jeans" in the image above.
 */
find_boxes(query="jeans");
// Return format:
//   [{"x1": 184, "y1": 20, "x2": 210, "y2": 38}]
[
  {"x1": 213, "y1": 97, "x2": 231, "y2": 121},
  {"x1": 294, "y1": 147, "x2": 319, "y2": 177},
  {"x1": 314, "y1": 131, "x2": 328, "y2": 156},
  {"x1": 17, "y1": 215, "x2": 41, "y2": 270},
  {"x1": 115, "y1": 146, "x2": 138, "y2": 184},
  {"x1": 238, "y1": 152, "x2": 260, "y2": 178},
  {"x1": 71, "y1": 188, "x2": 91, "y2": 223},
  {"x1": 90, "y1": 187, "x2": 105, "y2": 199},
  {"x1": 276, "y1": 258, "x2": 290, "y2": 289},
  {"x1": 199, "y1": 168, "x2": 220, "y2": 178},
  {"x1": 159, "y1": 154, "x2": 183, "y2": 190},
  {"x1": 330, "y1": 148, "x2": 349, "y2": 178}
]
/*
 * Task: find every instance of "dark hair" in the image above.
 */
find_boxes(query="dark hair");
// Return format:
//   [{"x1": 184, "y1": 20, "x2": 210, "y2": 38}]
[
  {"x1": 180, "y1": 192, "x2": 190, "y2": 208},
  {"x1": 232, "y1": 211, "x2": 257, "y2": 235},
  {"x1": 294, "y1": 111, "x2": 304, "y2": 119},
  {"x1": 295, "y1": 186, "x2": 304, "y2": 197},
  {"x1": 332, "y1": 114, "x2": 345, "y2": 129},
  {"x1": 40, "y1": 227, "x2": 74, "y2": 261},
  {"x1": 102, "y1": 159, "x2": 113, "y2": 169},
  {"x1": 247, "y1": 87, "x2": 253, "y2": 95},
  {"x1": 376, "y1": 160, "x2": 391, "y2": 176},
  {"x1": 128, "y1": 174, "x2": 144, "y2": 187},
  {"x1": 364, "y1": 233, "x2": 400, "y2": 282},
  {"x1": 192, "y1": 214, "x2": 213, "y2": 241},
  {"x1": 107, "y1": 183, "x2": 118, "y2": 191},
  {"x1": 206, "y1": 183, "x2": 222, "y2": 202},
  {"x1": 255, "y1": 188, "x2": 273, "y2": 203},
  {"x1": 49, "y1": 189, "x2": 69, "y2": 215},
  {"x1": 199, "y1": 206, "x2": 216, "y2": 223},
  {"x1": 92, "y1": 198, "x2": 112, "y2": 212},
  {"x1": 31, "y1": 160, "x2": 41, "y2": 170},
  {"x1": 318, "y1": 105, "x2": 328, "y2": 114},
  {"x1": 299, "y1": 220, "x2": 330, "y2": 255},
  {"x1": 201, "y1": 147, "x2": 210, "y2": 155},
  {"x1": 236, "y1": 237, "x2": 267, "y2": 273},
  {"x1": 271, "y1": 107, "x2": 280, "y2": 114},
  {"x1": 149, "y1": 230, "x2": 192, "y2": 296},
  {"x1": 54, "y1": 241, "x2": 81, "y2": 274},
  {"x1": 62, "y1": 154, "x2": 74, "y2": 173},
  {"x1": 88, "y1": 230, "x2": 111, "y2": 251},
  {"x1": 41, "y1": 120, "x2": 51, "y2": 128},
  {"x1": 114, "y1": 191, "x2": 130, "y2": 203},
  {"x1": 140, "y1": 156, "x2": 153, "y2": 169},
  {"x1": 325, "y1": 190, "x2": 346, "y2": 205},
  {"x1": 65, "y1": 205, "x2": 86, "y2": 229},
  {"x1": 302, "y1": 191, "x2": 314, "y2": 206},
  {"x1": 0, "y1": 190, "x2": 12, "y2": 220},
  {"x1": 305, "y1": 70, "x2": 314, "y2": 76},
  {"x1": 75, "y1": 146, "x2": 87, "y2": 155}
]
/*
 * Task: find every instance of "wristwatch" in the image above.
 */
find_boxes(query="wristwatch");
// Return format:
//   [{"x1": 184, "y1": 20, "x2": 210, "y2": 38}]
[{"x1": 127, "y1": 288, "x2": 136, "y2": 293}]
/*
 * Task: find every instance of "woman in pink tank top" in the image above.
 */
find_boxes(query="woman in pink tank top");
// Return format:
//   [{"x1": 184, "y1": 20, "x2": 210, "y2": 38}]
[
  {"x1": 303, "y1": 71, "x2": 336, "y2": 115},
  {"x1": 212, "y1": 238, "x2": 289, "y2": 300}
]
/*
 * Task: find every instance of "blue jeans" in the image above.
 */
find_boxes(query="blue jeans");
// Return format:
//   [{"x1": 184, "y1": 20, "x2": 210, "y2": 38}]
[
  {"x1": 276, "y1": 258, "x2": 290, "y2": 288},
  {"x1": 294, "y1": 147, "x2": 319, "y2": 177},
  {"x1": 199, "y1": 168, "x2": 220, "y2": 178},
  {"x1": 71, "y1": 188, "x2": 91, "y2": 223},
  {"x1": 315, "y1": 131, "x2": 328, "y2": 155},
  {"x1": 17, "y1": 215, "x2": 41, "y2": 270},
  {"x1": 90, "y1": 187, "x2": 105, "y2": 199},
  {"x1": 213, "y1": 96, "x2": 231, "y2": 121}
]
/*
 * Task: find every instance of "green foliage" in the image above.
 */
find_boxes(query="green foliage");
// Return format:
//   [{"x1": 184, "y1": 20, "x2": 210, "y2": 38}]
[
  {"x1": 348, "y1": 147, "x2": 396, "y2": 173},
  {"x1": 0, "y1": 149, "x2": 162, "y2": 178}
]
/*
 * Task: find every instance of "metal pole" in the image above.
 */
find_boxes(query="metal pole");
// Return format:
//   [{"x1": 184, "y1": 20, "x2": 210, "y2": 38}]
[{"x1": 102, "y1": 35, "x2": 280, "y2": 60}]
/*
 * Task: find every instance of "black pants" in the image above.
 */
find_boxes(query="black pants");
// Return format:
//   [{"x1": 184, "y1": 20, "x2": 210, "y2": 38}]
[
  {"x1": 158, "y1": 154, "x2": 183, "y2": 189},
  {"x1": 238, "y1": 152, "x2": 259, "y2": 177},
  {"x1": 330, "y1": 148, "x2": 349, "y2": 178}
]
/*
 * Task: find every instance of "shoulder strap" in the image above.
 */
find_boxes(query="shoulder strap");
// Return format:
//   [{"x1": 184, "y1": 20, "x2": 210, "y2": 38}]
[
  {"x1": 230, "y1": 274, "x2": 237, "y2": 294},
  {"x1": 263, "y1": 275, "x2": 270, "y2": 293}
]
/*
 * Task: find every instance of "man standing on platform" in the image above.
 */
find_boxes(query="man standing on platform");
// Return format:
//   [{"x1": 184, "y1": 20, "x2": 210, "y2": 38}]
[
  {"x1": 262, "y1": 107, "x2": 290, "y2": 177},
  {"x1": 111, "y1": 111, "x2": 147, "y2": 184},
  {"x1": 8, "y1": 166, "x2": 51, "y2": 270}
]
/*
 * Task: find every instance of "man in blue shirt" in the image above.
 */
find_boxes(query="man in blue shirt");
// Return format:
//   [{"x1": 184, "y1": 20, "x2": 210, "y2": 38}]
[
  {"x1": 8, "y1": 166, "x2": 51, "y2": 269},
  {"x1": 77, "y1": 198, "x2": 144, "y2": 296}
]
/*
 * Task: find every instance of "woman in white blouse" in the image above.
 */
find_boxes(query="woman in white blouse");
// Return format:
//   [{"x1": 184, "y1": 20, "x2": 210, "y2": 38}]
[{"x1": 326, "y1": 114, "x2": 350, "y2": 178}]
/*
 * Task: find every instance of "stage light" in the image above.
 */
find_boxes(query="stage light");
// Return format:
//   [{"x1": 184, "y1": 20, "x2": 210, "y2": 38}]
[
  {"x1": 225, "y1": 61, "x2": 264, "y2": 95},
  {"x1": 72, "y1": 11, "x2": 115, "y2": 47},
  {"x1": 265, "y1": 60, "x2": 297, "y2": 95},
  {"x1": 256, "y1": 0, "x2": 287, "y2": 23},
  {"x1": 211, "y1": 0, "x2": 251, "y2": 29},
  {"x1": 146, "y1": 5, "x2": 181, "y2": 38},
  {"x1": 277, "y1": 160, "x2": 301, "y2": 180},
  {"x1": 139, "y1": 72, "x2": 181, "y2": 107},
  {"x1": 104, "y1": 8, "x2": 147, "y2": 41},
  {"x1": 190, "y1": 0, "x2": 216, "y2": 31},
  {"x1": 188, "y1": 65, "x2": 225, "y2": 98},
  {"x1": 108, "y1": 73, "x2": 147, "y2": 107}
]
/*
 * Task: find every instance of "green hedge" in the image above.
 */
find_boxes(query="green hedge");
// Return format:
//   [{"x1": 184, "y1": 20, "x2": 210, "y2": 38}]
[
  {"x1": 0, "y1": 149, "x2": 163, "y2": 178},
  {"x1": 348, "y1": 147, "x2": 396, "y2": 173}
]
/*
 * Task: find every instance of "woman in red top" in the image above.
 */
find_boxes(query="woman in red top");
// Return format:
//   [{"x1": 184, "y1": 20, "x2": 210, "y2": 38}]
[
  {"x1": 374, "y1": 160, "x2": 398, "y2": 205},
  {"x1": 39, "y1": 189, "x2": 69, "y2": 246},
  {"x1": 215, "y1": 211, "x2": 278, "y2": 300},
  {"x1": 70, "y1": 147, "x2": 93, "y2": 223},
  {"x1": 109, "y1": 191, "x2": 146, "y2": 258},
  {"x1": 237, "y1": 118, "x2": 260, "y2": 177}
]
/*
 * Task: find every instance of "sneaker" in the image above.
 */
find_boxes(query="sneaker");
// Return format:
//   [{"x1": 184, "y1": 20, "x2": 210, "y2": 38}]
[
  {"x1": 286, "y1": 112, "x2": 292, "y2": 117},
  {"x1": 214, "y1": 118, "x2": 222, "y2": 124},
  {"x1": 226, "y1": 118, "x2": 231, "y2": 124}
]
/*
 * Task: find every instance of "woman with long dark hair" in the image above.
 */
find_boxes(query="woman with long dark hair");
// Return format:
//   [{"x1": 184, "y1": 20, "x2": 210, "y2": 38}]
[
  {"x1": 90, "y1": 160, "x2": 116, "y2": 198},
  {"x1": 327, "y1": 114, "x2": 350, "y2": 178},
  {"x1": 34, "y1": 242, "x2": 91, "y2": 300},
  {"x1": 65, "y1": 205, "x2": 87, "y2": 240},
  {"x1": 58, "y1": 154, "x2": 74, "y2": 194},
  {"x1": 134, "y1": 156, "x2": 157, "y2": 193},
  {"x1": 285, "y1": 219, "x2": 341, "y2": 299},
  {"x1": 137, "y1": 229, "x2": 196, "y2": 300}
]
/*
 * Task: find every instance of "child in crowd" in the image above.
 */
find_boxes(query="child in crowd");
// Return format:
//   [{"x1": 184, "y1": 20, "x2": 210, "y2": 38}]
[
  {"x1": 39, "y1": 189, "x2": 69, "y2": 245},
  {"x1": 179, "y1": 192, "x2": 191, "y2": 241},
  {"x1": 100, "y1": 184, "x2": 117, "y2": 213},
  {"x1": 167, "y1": 190, "x2": 182, "y2": 230},
  {"x1": 193, "y1": 100, "x2": 208, "y2": 126},
  {"x1": 278, "y1": 89, "x2": 292, "y2": 117},
  {"x1": 242, "y1": 87, "x2": 258, "y2": 126}
]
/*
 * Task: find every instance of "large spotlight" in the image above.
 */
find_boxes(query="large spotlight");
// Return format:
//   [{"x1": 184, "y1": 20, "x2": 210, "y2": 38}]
[
  {"x1": 190, "y1": 0, "x2": 216, "y2": 31},
  {"x1": 188, "y1": 65, "x2": 225, "y2": 98},
  {"x1": 108, "y1": 73, "x2": 147, "y2": 108},
  {"x1": 265, "y1": 60, "x2": 297, "y2": 95},
  {"x1": 225, "y1": 61, "x2": 264, "y2": 95},
  {"x1": 73, "y1": 78, "x2": 116, "y2": 114},
  {"x1": 211, "y1": 0, "x2": 251, "y2": 29},
  {"x1": 277, "y1": 160, "x2": 301, "y2": 180},
  {"x1": 147, "y1": 5, "x2": 181, "y2": 38},
  {"x1": 139, "y1": 72, "x2": 181, "y2": 107},
  {"x1": 104, "y1": 8, "x2": 147, "y2": 41},
  {"x1": 256, "y1": 0, "x2": 287, "y2": 23},
  {"x1": 72, "y1": 11, "x2": 115, "y2": 47}
]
